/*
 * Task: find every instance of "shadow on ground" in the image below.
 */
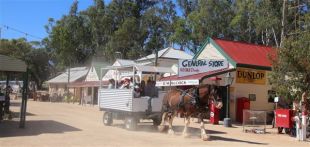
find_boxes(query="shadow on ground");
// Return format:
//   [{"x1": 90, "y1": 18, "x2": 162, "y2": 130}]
[
  {"x1": 0, "y1": 120, "x2": 81, "y2": 137},
  {"x1": 210, "y1": 135, "x2": 268, "y2": 145},
  {"x1": 112, "y1": 122, "x2": 226, "y2": 135}
]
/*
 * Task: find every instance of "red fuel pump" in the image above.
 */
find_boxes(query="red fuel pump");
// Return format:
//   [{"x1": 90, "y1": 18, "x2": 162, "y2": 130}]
[{"x1": 210, "y1": 101, "x2": 220, "y2": 124}]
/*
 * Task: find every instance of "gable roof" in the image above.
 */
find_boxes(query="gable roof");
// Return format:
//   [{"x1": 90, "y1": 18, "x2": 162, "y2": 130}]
[
  {"x1": 47, "y1": 67, "x2": 88, "y2": 84},
  {"x1": 213, "y1": 39, "x2": 275, "y2": 68},
  {"x1": 194, "y1": 38, "x2": 276, "y2": 69},
  {"x1": 116, "y1": 59, "x2": 136, "y2": 66},
  {"x1": 136, "y1": 47, "x2": 192, "y2": 61}
]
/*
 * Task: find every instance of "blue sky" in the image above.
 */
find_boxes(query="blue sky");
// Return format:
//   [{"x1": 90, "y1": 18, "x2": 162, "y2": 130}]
[
  {"x1": 0, "y1": 0, "x2": 109, "y2": 41},
  {"x1": 0, "y1": 0, "x2": 181, "y2": 42}
]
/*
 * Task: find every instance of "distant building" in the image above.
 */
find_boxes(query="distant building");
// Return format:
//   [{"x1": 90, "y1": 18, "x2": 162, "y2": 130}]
[
  {"x1": 47, "y1": 67, "x2": 88, "y2": 99},
  {"x1": 68, "y1": 61, "x2": 110, "y2": 105},
  {"x1": 135, "y1": 47, "x2": 193, "y2": 67},
  {"x1": 102, "y1": 59, "x2": 135, "y2": 81}
]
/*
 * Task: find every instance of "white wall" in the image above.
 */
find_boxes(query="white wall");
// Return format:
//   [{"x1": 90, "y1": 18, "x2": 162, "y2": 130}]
[
  {"x1": 85, "y1": 66, "x2": 99, "y2": 81},
  {"x1": 197, "y1": 43, "x2": 235, "y2": 68}
]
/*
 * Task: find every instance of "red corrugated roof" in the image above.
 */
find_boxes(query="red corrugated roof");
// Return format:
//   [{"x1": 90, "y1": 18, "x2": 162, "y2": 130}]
[
  {"x1": 160, "y1": 68, "x2": 233, "y2": 81},
  {"x1": 213, "y1": 39, "x2": 276, "y2": 68}
]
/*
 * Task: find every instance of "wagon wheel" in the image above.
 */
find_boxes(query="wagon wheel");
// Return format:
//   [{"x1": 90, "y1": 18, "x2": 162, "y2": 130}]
[
  {"x1": 125, "y1": 117, "x2": 137, "y2": 131},
  {"x1": 103, "y1": 112, "x2": 113, "y2": 126}
]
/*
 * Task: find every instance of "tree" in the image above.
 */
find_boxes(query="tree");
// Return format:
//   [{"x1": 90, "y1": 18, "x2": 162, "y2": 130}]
[
  {"x1": 0, "y1": 38, "x2": 32, "y2": 60},
  {"x1": 25, "y1": 49, "x2": 51, "y2": 89},
  {"x1": 269, "y1": 13, "x2": 310, "y2": 100},
  {"x1": 0, "y1": 38, "x2": 52, "y2": 89},
  {"x1": 181, "y1": 0, "x2": 234, "y2": 54},
  {"x1": 46, "y1": 0, "x2": 93, "y2": 69}
]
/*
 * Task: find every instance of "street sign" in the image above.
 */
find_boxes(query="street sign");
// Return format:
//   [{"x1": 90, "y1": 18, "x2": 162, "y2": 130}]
[{"x1": 178, "y1": 59, "x2": 229, "y2": 77}]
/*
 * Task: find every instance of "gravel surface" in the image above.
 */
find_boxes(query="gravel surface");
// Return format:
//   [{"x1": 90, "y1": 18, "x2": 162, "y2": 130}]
[{"x1": 0, "y1": 99, "x2": 309, "y2": 147}]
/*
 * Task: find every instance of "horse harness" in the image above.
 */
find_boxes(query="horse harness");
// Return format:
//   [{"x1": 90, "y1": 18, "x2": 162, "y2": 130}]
[{"x1": 177, "y1": 87, "x2": 201, "y2": 109}]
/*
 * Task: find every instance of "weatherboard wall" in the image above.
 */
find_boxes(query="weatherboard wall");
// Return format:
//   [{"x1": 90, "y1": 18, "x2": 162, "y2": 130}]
[{"x1": 197, "y1": 41, "x2": 274, "y2": 121}]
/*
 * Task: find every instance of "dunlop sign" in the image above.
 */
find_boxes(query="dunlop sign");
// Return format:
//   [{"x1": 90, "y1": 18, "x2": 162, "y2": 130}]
[
  {"x1": 178, "y1": 59, "x2": 229, "y2": 77},
  {"x1": 236, "y1": 67, "x2": 266, "y2": 85}
]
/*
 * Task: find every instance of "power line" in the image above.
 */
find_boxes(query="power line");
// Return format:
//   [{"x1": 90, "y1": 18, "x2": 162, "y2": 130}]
[{"x1": 0, "y1": 24, "x2": 43, "y2": 40}]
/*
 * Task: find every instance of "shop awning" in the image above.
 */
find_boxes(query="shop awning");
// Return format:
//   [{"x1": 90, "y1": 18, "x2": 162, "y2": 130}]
[{"x1": 156, "y1": 68, "x2": 235, "y2": 86}]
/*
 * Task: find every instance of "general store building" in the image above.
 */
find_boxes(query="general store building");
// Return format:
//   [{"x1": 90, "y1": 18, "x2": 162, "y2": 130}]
[{"x1": 160, "y1": 38, "x2": 276, "y2": 122}]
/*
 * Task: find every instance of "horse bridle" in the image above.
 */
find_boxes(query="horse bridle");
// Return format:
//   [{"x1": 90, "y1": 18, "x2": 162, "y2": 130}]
[
  {"x1": 177, "y1": 86, "x2": 206, "y2": 108},
  {"x1": 177, "y1": 86, "x2": 222, "y2": 109}
]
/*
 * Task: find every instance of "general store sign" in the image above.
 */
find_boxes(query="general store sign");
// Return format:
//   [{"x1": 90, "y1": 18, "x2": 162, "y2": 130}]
[
  {"x1": 236, "y1": 67, "x2": 266, "y2": 85},
  {"x1": 156, "y1": 80, "x2": 199, "y2": 87},
  {"x1": 178, "y1": 59, "x2": 229, "y2": 77}
]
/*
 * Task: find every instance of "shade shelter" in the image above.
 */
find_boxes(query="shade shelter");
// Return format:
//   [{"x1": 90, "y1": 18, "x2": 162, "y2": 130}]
[{"x1": 0, "y1": 54, "x2": 28, "y2": 128}]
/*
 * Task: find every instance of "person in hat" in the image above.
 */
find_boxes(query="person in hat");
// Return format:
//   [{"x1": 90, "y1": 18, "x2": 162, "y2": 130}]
[{"x1": 120, "y1": 78, "x2": 130, "y2": 89}]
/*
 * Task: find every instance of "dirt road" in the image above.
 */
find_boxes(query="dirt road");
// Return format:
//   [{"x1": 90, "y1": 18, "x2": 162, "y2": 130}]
[{"x1": 0, "y1": 100, "x2": 309, "y2": 147}]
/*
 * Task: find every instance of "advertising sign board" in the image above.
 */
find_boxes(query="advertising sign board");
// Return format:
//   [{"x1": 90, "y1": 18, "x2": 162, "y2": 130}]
[{"x1": 178, "y1": 59, "x2": 229, "y2": 77}]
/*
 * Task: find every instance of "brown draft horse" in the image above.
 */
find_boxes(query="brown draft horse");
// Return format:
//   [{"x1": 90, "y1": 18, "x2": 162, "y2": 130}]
[{"x1": 158, "y1": 85, "x2": 223, "y2": 141}]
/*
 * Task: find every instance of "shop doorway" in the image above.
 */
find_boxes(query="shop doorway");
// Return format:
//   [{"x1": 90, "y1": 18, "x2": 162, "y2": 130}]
[{"x1": 218, "y1": 86, "x2": 228, "y2": 120}]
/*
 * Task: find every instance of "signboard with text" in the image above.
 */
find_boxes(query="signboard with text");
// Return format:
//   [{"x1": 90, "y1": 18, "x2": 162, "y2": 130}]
[
  {"x1": 156, "y1": 80, "x2": 199, "y2": 87},
  {"x1": 178, "y1": 59, "x2": 229, "y2": 77},
  {"x1": 236, "y1": 67, "x2": 266, "y2": 85}
]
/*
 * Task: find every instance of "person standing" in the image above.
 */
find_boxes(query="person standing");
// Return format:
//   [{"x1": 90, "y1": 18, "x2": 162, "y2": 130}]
[
  {"x1": 0, "y1": 88, "x2": 5, "y2": 120},
  {"x1": 300, "y1": 92, "x2": 308, "y2": 141},
  {"x1": 4, "y1": 85, "x2": 12, "y2": 114}
]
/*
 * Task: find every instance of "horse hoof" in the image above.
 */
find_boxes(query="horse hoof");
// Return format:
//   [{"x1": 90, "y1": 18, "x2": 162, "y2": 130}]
[
  {"x1": 158, "y1": 125, "x2": 168, "y2": 132},
  {"x1": 201, "y1": 134, "x2": 210, "y2": 141},
  {"x1": 168, "y1": 129, "x2": 175, "y2": 135}
]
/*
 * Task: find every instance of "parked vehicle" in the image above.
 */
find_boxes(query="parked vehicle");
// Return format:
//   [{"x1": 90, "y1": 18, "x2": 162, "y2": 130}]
[{"x1": 98, "y1": 65, "x2": 174, "y2": 130}]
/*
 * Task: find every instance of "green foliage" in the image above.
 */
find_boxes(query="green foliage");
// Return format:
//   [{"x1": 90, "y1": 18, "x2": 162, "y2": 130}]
[
  {"x1": 0, "y1": 38, "x2": 32, "y2": 60},
  {"x1": 269, "y1": 14, "x2": 310, "y2": 100},
  {"x1": 0, "y1": 39, "x2": 52, "y2": 89}
]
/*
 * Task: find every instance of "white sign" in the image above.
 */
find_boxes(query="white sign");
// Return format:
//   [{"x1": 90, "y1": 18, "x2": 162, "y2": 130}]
[
  {"x1": 156, "y1": 80, "x2": 199, "y2": 87},
  {"x1": 178, "y1": 59, "x2": 229, "y2": 77},
  {"x1": 274, "y1": 97, "x2": 279, "y2": 103}
]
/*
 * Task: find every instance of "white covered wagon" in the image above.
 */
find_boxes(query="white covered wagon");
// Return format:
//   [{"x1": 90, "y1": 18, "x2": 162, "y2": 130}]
[{"x1": 98, "y1": 65, "x2": 174, "y2": 130}]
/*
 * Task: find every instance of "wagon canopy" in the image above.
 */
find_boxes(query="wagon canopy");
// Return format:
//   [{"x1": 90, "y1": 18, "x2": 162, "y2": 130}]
[{"x1": 102, "y1": 65, "x2": 175, "y2": 74}]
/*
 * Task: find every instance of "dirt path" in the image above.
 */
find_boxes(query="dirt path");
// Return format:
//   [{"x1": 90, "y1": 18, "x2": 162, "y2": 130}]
[{"x1": 0, "y1": 100, "x2": 309, "y2": 147}]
